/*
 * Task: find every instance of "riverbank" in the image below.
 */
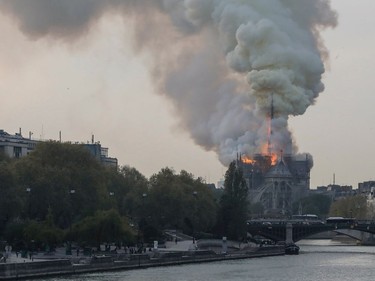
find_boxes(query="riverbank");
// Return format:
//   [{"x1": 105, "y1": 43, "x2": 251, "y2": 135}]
[{"x1": 0, "y1": 245, "x2": 284, "y2": 280}]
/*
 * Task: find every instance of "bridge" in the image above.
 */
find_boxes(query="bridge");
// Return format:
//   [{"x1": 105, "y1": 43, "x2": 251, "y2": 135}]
[{"x1": 247, "y1": 220, "x2": 375, "y2": 244}]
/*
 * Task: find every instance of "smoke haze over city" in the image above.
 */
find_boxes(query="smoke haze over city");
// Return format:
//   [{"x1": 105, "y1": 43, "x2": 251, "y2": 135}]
[{"x1": 1, "y1": 0, "x2": 375, "y2": 187}]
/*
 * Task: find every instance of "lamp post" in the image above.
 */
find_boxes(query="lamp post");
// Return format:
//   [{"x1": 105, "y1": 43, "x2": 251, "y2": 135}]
[
  {"x1": 356, "y1": 204, "x2": 361, "y2": 220},
  {"x1": 66, "y1": 189, "x2": 76, "y2": 255},
  {"x1": 26, "y1": 187, "x2": 31, "y2": 219},
  {"x1": 69, "y1": 189, "x2": 76, "y2": 228},
  {"x1": 109, "y1": 191, "x2": 115, "y2": 209},
  {"x1": 192, "y1": 191, "x2": 198, "y2": 244},
  {"x1": 137, "y1": 194, "x2": 148, "y2": 250},
  {"x1": 140, "y1": 193, "x2": 147, "y2": 248},
  {"x1": 137, "y1": 193, "x2": 147, "y2": 267}
]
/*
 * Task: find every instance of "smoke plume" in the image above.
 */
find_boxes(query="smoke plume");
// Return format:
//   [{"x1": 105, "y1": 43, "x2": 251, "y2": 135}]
[{"x1": 0, "y1": 0, "x2": 337, "y2": 166}]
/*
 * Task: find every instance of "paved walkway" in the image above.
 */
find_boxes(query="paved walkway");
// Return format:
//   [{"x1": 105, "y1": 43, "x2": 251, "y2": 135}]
[
  {"x1": 163, "y1": 240, "x2": 197, "y2": 251},
  {"x1": 1, "y1": 240, "x2": 199, "y2": 264},
  {"x1": 2, "y1": 253, "x2": 38, "y2": 264}
]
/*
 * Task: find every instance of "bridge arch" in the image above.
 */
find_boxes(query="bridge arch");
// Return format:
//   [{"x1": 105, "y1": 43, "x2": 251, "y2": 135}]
[{"x1": 247, "y1": 221, "x2": 375, "y2": 243}]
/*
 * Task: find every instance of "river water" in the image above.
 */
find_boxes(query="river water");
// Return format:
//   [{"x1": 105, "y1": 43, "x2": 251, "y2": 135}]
[{"x1": 34, "y1": 240, "x2": 375, "y2": 281}]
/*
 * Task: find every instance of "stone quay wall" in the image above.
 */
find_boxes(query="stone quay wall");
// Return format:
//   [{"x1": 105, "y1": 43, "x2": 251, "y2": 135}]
[{"x1": 0, "y1": 246, "x2": 284, "y2": 280}]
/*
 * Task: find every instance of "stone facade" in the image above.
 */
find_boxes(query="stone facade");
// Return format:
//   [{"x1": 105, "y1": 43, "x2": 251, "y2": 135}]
[{"x1": 238, "y1": 154, "x2": 311, "y2": 216}]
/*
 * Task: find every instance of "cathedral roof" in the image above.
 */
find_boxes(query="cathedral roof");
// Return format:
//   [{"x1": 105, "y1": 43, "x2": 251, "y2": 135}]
[{"x1": 265, "y1": 158, "x2": 292, "y2": 178}]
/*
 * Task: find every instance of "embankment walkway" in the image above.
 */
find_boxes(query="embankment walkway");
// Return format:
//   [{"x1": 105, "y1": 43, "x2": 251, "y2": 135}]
[{"x1": 0, "y1": 241, "x2": 284, "y2": 280}]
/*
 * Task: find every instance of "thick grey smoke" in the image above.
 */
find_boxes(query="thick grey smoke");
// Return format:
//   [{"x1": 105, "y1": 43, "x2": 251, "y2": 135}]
[{"x1": 0, "y1": 0, "x2": 337, "y2": 166}]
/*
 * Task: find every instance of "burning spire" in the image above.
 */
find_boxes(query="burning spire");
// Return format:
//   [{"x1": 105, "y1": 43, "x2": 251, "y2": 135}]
[{"x1": 267, "y1": 93, "x2": 274, "y2": 156}]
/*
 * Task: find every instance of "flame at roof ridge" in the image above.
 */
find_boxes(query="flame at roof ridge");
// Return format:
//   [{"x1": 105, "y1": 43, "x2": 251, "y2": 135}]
[{"x1": 265, "y1": 157, "x2": 292, "y2": 178}]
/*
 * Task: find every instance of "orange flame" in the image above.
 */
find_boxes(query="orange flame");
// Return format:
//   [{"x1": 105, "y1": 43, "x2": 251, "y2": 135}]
[
  {"x1": 241, "y1": 155, "x2": 255, "y2": 164},
  {"x1": 260, "y1": 132, "x2": 279, "y2": 165},
  {"x1": 241, "y1": 152, "x2": 278, "y2": 166},
  {"x1": 270, "y1": 153, "x2": 278, "y2": 165}
]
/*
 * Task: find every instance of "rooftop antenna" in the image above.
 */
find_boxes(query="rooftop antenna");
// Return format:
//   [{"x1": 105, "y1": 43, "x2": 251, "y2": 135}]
[{"x1": 333, "y1": 173, "x2": 336, "y2": 185}]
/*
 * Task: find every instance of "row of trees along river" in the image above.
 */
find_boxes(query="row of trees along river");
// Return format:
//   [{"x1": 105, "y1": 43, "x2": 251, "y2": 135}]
[{"x1": 0, "y1": 141, "x2": 370, "y2": 252}]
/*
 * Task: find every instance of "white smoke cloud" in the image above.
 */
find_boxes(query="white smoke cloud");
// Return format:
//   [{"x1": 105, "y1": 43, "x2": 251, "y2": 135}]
[{"x1": 0, "y1": 0, "x2": 337, "y2": 166}]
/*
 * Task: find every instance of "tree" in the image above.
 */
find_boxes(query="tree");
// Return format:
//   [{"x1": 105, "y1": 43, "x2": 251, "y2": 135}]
[
  {"x1": 292, "y1": 194, "x2": 332, "y2": 218},
  {"x1": 118, "y1": 166, "x2": 149, "y2": 218},
  {"x1": 12, "y1": 141, "x2": 109, "y2": 228},
  {"x1": 4, "y1": 218, "x2": 64, "y2": 252},
  {"x1": 329, "y1": 195, "x2": 368, "y2": 219},
  {"x1": 249, "y1": 202, "x2": 264, "y2": 218},
  {"x1": 0, "y1": 160, "x2": 23, "y2": 234},
  {"x1": 71, "y1": 209, "x2": 134, "y2": 249},
  {"x1": 139, "y1": 168, "x2": 217, "y2": 242},
  {"x1": 216, "y1": 161, "x2": 248, "y2": 240},
  {"x1": 23, "y1": 220, "x2": 64, "y2": 251},
  {"x1": 0, "y1": 140, "x2": 219, "y2": 246},
  {"x1": 3, "y1": 219, "x2": 27, "y2": 250}
]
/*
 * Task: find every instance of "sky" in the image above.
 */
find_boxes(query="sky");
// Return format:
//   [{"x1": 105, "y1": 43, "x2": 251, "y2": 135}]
[{"x1": 0, "y1": 0, "x2": 374, "y2": 188}]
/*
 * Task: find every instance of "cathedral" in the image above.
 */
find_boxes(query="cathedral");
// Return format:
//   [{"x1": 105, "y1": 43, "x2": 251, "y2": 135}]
[{"x1": 238, "y1": 153, "x2": 311, "y2": 216}]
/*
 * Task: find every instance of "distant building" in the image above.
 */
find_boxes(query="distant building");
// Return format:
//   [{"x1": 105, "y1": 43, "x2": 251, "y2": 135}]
[
  {"x1": 84, "y1": 143, "x2": 118, "y2": 167},
  {"x1": 0, "y1": 129, "x2": 117, "y2": 167},
  {"x1": 358, "y1": 181, "x2": 375, "y2": 194},
  {"x1": 314, "y1": 184, "x2": 356, "y2": 200},
  {"x1": 0, "y1": 129, "x2": 38, "y2": 158}
]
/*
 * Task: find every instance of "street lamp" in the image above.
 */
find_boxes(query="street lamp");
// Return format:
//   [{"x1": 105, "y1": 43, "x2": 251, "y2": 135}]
[
  {"x1": 69, "y1": 189, "x2": 76, "y2": 228},
  {"x1": 138, "y1": 193, "x2": 148, "y2": 249},
  {"x1": 66, "y1": 189, "x2": 76, "y2": 255},
  {"x1": 192, "y1": 191, "x2": 198, "y2": 244},
  {"x1": 26, "y1": 187, "x2": 31, "y2": 219},
  {"x1": 137, "y1": 193, "x2": 148, "y2": 266},
  {"x1": 69, "y1": 189, "x2": 76, "y2": 227}
]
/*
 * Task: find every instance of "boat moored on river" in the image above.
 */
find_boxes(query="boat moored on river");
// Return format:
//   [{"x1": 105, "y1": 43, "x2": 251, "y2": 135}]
[{"x1": 285, "y1": 243, "x2": 300, "y2": 255}]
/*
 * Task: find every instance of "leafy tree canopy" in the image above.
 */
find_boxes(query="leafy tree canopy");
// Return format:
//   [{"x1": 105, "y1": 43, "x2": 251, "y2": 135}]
[
  {"x1": 293, "y1": 194, "x2": 332, "y2": 218},
  {"x1": 70, "y1": 209, "x2": 135, "y2": 248},
  {"x1": 329, "y1": 195, "x2": 368, "y2": 219},
  {"x1": 12, "y1": 141, "x2": 109, "y2": 227},
  {"x1": 144, "y1": 168, "x2": 217, "y2": 239},
  {"x1": 216, "y1": 161, "x2": 248, "y2": 240}
]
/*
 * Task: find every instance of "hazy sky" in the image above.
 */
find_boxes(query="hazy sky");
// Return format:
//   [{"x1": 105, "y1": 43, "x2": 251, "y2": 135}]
[{"x1": 1, "y1": 0, "x2": 374, "y2": 188}]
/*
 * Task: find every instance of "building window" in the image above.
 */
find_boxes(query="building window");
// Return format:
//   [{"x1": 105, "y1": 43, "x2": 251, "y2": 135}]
[{"x1": 13, "y1": 146, "x2": 22, "y2": 158}]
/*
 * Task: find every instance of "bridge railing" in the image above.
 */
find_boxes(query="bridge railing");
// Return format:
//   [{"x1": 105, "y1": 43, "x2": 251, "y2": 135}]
[{"x1": 247, "y1": 219, "x2": 325, "y2": 226}]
